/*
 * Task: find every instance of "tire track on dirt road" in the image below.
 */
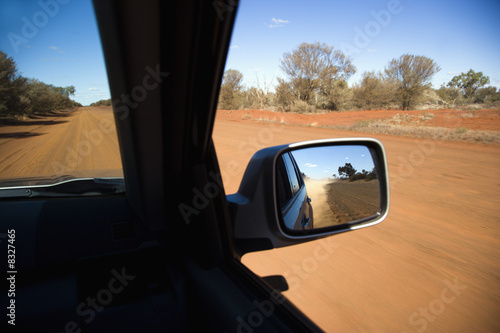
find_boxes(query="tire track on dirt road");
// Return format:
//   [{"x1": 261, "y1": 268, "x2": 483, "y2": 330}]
[
  {"x1": 213, "y1": 117, "x2": 500, "y2": 332},
  {"x1": 0, "y1": 107, "x2": 122, "y2": 183}
]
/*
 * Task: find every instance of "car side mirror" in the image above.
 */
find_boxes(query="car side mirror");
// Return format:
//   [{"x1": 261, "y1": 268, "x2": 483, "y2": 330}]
[{"x1": 226, "y1": 138, "x2": 389, "y2": 254}]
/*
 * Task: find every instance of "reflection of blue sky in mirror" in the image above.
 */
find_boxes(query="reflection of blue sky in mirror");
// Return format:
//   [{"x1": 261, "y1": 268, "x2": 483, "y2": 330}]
[{"x1": 290, "y1": 146, "x2": 374, "y2": 180}]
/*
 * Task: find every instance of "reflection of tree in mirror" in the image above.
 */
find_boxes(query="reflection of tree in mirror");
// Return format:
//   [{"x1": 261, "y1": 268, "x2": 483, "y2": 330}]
[
  {"x1": 336, "y1": 163, "x2": 376, "y2": 182},
  {"x1": 350, "y1": 167, "x2": 377, "y2": 182},
  {"x1": 337, "y1": 163, "x2": 356, "y2": 180}
]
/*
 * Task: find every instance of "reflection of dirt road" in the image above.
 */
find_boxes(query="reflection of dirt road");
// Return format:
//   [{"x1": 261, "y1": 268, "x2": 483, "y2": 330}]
[
  {"x1": 304, "y1": 178, "x2": 380, "y2": 228},
  {"x1": 214, "y1": 115, "x2": 500, "y2": 332},
  {"x1": 325, "y1": 180, "x2": 380, "y2": 224},
  {"x1": 303, "y1": 179, "x2": 339, "y2": 228}
]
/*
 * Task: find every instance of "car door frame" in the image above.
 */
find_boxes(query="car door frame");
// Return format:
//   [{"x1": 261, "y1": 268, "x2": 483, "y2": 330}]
[{"x1": 92, "y1": 0, "x2": 325, "y2": 331}]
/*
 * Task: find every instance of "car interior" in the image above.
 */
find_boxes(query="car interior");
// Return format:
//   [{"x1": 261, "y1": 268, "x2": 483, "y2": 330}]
[{"x1": 1, "y1": 1, "x2": 389, "y2": 332}]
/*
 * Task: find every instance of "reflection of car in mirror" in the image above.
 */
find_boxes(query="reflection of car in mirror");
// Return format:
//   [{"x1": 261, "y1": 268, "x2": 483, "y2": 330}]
[
  {"x1": 276, "y1": 152, "x2": 313, "y2": 231},
  {"x1": 228, "y1": 138, "x2": 388, "y2": 252}
]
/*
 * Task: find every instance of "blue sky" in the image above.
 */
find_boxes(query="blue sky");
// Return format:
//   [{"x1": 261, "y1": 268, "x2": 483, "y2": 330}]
[
  {"x1": 1, "y1": 0, "x2": 499, "y2": 106},
  {"x1": 1, "y1": 0, "x2": 108, "y2": 106},
  {"x1": 291, "y1": 145, "x2": 374, "y2": 180},
  {"x1": 226, "y1": 0, "x2": 500, "y2": 91}
]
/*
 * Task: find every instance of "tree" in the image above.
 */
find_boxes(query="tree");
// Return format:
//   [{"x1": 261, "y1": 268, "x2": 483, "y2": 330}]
[
  {"x1": 318, "y1": 78, "x2": 352, "y2": 111},
  {"x1": 474, "y1": 86, "x2": 499, "y2": 104},
  {"x1": 90, "y1": 99, "x2": 112, "y2": 107},
  {"x1": 1, "y1": 51, "x2": 77, "y2": 117},
  {"x1": 436, "y1": 84, "x2": 463, "y2": 106},
  {"x1": 350, "y1": 167, "x2": 377, "y2": 182},
  {"x1": 24, "y1": 79, "x2": 76, "y2": 115},
  {"x1": 24, "y1": 79, "x2": 56, "y2": 114},
  {"x1": 53, "y1": 85, "x2": 76, "y2": 98},
  {"x1": 338, "y1": 163, "x2": 357, "y2": 180},
  {"x1": 0, "y1": 51, "x2": 28, "y2": 115},
  {"x1": 385, "y1": 54, "x2": 440, "y2": 110},
  {"x1": 447, "y1": 69, "x2": 490, "y2": 100},
  {"x1": 218, "y1": 69, "x2": 243, "y2": 109},
  {"x1": 275, "y1": 78, "x2": 294, "y2": 110},
  {"x1": 353, "y1": 71, "x2": 396, "y2": 109},
  {"x1": 247, "y1": 73, "x2": 275, "y2": 110},
  {"x1": 279, "y1": 42, "x2": 355, "y2": 104}
]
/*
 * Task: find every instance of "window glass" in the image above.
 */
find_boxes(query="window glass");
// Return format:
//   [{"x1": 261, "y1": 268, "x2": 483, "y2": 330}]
[
  {"x1": 213, "y1": 0, "x2": 500, "y2": 331},
  {"x1": 0, "y1": 0, "x2": 122, "y2": 193},
  {"x1": 282, "y1": 153, "x2": 300, "y2": 196},
  {"x1": 276, "y1": 155, "x2": 292, "y2": 208}
]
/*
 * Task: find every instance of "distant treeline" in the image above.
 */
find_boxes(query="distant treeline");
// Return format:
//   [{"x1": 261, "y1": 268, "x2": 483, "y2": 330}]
[
  {"x1": 218, "y1": 42, "x2": 500, "y2": 112},
  {"x1": 89, "y1": 99, "x2": 111, "y2": 107},
  {"x1": 336, "y1": 163, "x2": 377, "y2": 182},
  {"x1": 0, "y1": 51, "x2": 81, "y2": 118}
]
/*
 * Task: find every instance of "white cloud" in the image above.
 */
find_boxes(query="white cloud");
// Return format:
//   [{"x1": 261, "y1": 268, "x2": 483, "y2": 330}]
[
  {"x1": 305, "y1": 163, "x2": 318, "y2": 167},
  {"x1": 368, "y1": 49, "x2": 377, "y2": 53},
  {"x1": 266, "y1": 17, "x2": 289, "y2": 28},
  {"x1": 272, "y1": 18, "x2": 288, "y2": 24},
  {"x1": 248, "y1": 67, "x2": 263, "y2": 72},
  {"x1": 49, "y1": 46, "x2": 66, "y2": 53},
  {"x1": 447, "y1": 71, "x2": 459, "y2": 75},
  {"x1": 88, "y1": 87, "x2": 98, "y2": 91},
  {"x1": 230, "y1": 45, "x2": 239, "y2": 49}
]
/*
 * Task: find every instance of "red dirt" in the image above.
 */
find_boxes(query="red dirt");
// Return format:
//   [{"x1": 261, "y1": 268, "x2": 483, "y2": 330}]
[
  {"x1": 0, "y1": 107, "x2": 499, "y2": 332},
  {"x1": 213, "y1": 109, "x2": 500, "y2": 332},
  {"x1": 0, "y1": 107, "x2": 122, "y2": 182},
  {"x1": 216, "y1": 108, "x2": 500, "y2": 131}
]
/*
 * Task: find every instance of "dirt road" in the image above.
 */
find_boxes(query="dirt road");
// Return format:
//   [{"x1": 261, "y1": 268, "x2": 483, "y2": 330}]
[
  {"x1": 325, "y1": 180, "x2": 380, "y2": 224},
  {"x1": 213, "y1": 117, "x2": 500, "y2": 332},
  {"x1": 304, "y1": 179, "x2": 339, "y2": 228},
  {"x1": 1, "y1": 107, "x2": 499, "y2": 331},
  {"x1": 0, "y1": 107, "x2": 122, "y2": 184}
]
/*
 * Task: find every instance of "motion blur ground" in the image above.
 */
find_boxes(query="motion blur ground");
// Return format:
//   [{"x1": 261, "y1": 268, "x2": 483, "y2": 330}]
[
  {"x1": 0, "y1": 103, "x2": 498, "y2": 331},
  {"x1": 0, "y1": 107, "x2": 122, "y2": 185},
  {"x1": 213, "y1": 110, "x2": 500, "y2": 332}
]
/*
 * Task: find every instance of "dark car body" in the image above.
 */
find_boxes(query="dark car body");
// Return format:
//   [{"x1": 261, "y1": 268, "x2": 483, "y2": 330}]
[{"x1": 277, "y1": 152, "x2": 313, "y2": 231}]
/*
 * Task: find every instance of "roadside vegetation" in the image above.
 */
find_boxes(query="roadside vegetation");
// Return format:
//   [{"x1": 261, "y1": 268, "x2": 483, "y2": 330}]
[
  {"x1": 217, "y1": 42, "x2": 500, "y2": 113},
  {"x1": 89, "y1": 99, "x2": 111, "y2": 107},
  {"x1": 336, "y1": 163, "x2": 377, "y2": 182},
  {"x1": 329, "y1": 117, "x2": 500, "y2": 144},
  {"x1": 0, "y1": 51, "x2": 80, "y2": 120}
]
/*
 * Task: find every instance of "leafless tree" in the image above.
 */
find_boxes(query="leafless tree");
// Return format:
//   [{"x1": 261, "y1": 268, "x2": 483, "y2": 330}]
[{"x1": 248, "y1": 72, "x2": 275, "y2": 109}]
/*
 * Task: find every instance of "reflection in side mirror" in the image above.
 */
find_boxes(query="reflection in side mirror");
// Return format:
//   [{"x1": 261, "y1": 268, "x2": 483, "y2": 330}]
[
  {"x1": 276, "y1": 145, "x2": 381, "y2": 233},
  {"x1": 227, "y1": 137, "x2": 389, "y2": 254}
]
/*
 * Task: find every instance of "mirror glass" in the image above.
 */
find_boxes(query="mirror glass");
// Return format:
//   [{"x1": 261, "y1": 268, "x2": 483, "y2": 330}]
[{"x1": 276, "y1": 145, "x2": 381, "y2": 232}]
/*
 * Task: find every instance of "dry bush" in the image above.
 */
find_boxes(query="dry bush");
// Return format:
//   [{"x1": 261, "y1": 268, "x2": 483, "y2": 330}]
[
  {"x1": 290, "y1": 100, "x2": 310, "y2": 113},
  {"x1": 352, "y1": 71, "x2": 395, "y2": 110},
  {"x1": 338, "y1": 122, "x2": 500, "y2": 144}
]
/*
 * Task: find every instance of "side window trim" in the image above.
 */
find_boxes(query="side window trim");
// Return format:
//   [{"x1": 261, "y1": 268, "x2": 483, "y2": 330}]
[{"x1": 282, "y1": 153, "x2": 300, "y2": 196}]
